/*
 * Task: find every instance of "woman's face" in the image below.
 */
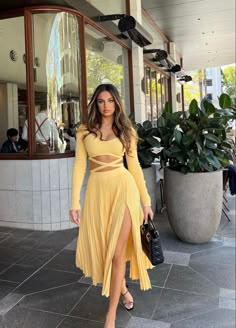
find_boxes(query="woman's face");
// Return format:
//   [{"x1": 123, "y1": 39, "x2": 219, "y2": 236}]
[{"x1": 97, "y1": 91, "x2": 116, "y2": 118}]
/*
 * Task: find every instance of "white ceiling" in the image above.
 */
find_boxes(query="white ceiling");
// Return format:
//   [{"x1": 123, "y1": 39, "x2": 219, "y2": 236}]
[{"x1": 141, "y1": 0, "x2": 235, "y2": 70}]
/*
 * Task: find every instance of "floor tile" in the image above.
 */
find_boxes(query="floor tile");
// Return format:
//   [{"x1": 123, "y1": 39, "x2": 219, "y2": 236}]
[
  {"x1": 163, "y1": 251, "x2": 190, "y2": 266},
  {"x1": 165, "y1": 265, "x2": 219, "y2": 296},
  {"x1": 152, "y1": 288, "x2": 218, "y2": 323},
  {"x1": 58, "y1": 316, "x2": 104, "y2": 328},
  {"x1": 0, "y1": 237, "x2": 39, "y2": 250},
  {"x1": 0, "y1": 316, "x2": 6, "y2": 328},
  {"x1": 0, "y1": 280, "x2": 18, "y2": 302},
  {"x1": 44, "y1": 250, "x2": 82, "y2": 274},
  {"x1": 127, "y1": 317, "x2": 170, "y2": 328},
  {"x1": 0, "y1": 228, "x2": 33, "y2": 238},
  {"x1": 220, "y1": 288, "x2": 236, "y2": 300},
  {"x1": 0, "y1": 292, "x2": 24, "y2": 315},
  {"x1": 26, "y1": 231, "x2": 54, "y2": 243},
  {"x1": 0, "y1": 234, "x2": 10, "y2": 244},
  {"x1": 0, "y1": 247, "x2": 29, "y2": 264},
  {"x1": 64, "y1": 238, "x2": 77, "y2": 251},
  {"x1": 189, "y1": 260, "x2": 235, "y2": 290},
  {"x1": 223, "y1": 237, "x2": 236, "y2": 247},
  {"x1": 171, "y1": 308, "x2": 235, "y2": 328},
  {"x1": 147, "y1": 263, "x2": 171, "y2": 287},
  {"x1": 19, "y1": 282, "x2": 89, "y2": 314},
  {"x1": 121, "y1": 283, "x2": 162, "y2": 319},
  {"x1": 17, "y1": 248, "x2": 58, "y2": 268},
  {"x1": 38, "y1": 229, "x2": 78, "y2": 251},
  {"x1": 3, "y1": 305, "x2": 64, "y2": 328},
  {"x1": 219, "y1": 297, "x2": 236, "y2": 310},
  {"x1": 0, "y1": 264, "x2": 37, "y2": 283},
  {"x1": 0, "y1": 262, "x2": 11, "y2": 275},
  {"x1": 190, "y1": 246, "x2": 235, "y2": 266},
  {"x1": 70, "y1": 286, "x2": 131, "y2": 327},
  {"x1": 161, "y1": 237, "x2": 223, "y2": 254},
  {"x1": 14, "y1": 268, "x2": 82, "y2": 295}
]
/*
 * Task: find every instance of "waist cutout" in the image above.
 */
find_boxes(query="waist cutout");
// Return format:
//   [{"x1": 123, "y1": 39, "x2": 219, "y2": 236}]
[{"x1": 89, "y1": 154, "x2": 123, "y2": 173}]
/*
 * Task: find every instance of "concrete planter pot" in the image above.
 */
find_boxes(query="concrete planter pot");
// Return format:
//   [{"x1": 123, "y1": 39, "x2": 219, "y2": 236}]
[
  {"x1": 143, "y1": 166, "x2": 157, "y2": 213},
  {"x1": 164, "y1": 168, "x2": 223, "y2": 243}
]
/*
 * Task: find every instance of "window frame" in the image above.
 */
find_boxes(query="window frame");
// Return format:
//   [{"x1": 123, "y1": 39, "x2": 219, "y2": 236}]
[{"x1": 0, "y1": 3, "x2": 133, "y2": 159}]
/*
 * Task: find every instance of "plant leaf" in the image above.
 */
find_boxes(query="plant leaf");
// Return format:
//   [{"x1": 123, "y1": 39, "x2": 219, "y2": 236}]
[
  {"x1": 219, "y1": 93, "x2": 231, "y2": 109},
  {"x1": 189, "y1": 99, "x2": 198, "y2": 115},
  {"x1": 174, "y1": 129, "x2": 182, "y2": 144},
  {"x1": 143, "y1": 120, "x2": 152, "y2": 129},
  {"x1": 205, "y1": 140, "x2": 217, "y2": 149},
  {"x1": 206, "y1": 154, "x2": 221, "y2": 169},
  {"x1": 205, "y1": 133, "x2": 221, "y2": 143},
  {"x1": 157, "y1": 117, "x2": 166, "y2": 128},
  {"x1": 164, "y1": 101, "x2": 172, "y2": 113},
  {"x1": 146, "y1": 137, "x2": 161, "y2": 147}
]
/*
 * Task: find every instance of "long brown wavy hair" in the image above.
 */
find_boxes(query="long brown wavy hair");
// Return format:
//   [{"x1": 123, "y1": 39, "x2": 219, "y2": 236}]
[{"x1": 82, "y1": 84, "x2": 136, "y2": 153}]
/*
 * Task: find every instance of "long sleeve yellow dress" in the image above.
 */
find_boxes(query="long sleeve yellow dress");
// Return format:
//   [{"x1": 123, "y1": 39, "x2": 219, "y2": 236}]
[{"x1": 71, "y1": 125, "x2": 153, "y2": 297}]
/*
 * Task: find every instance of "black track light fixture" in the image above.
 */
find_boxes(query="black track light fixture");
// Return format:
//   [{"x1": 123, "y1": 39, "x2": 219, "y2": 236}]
[{"x1": 97, "y1": 14, "x2": 153, "y2": 47}]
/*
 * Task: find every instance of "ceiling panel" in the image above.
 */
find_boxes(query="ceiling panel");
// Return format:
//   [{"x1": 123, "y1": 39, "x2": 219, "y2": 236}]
[{"x1": 142, "y1": 0, "x2": 235, "y2": 70}]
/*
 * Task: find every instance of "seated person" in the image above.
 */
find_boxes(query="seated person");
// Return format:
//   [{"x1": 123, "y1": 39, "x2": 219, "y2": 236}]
[
  {"x1": 18, "y1": 126, "x2": 28, "y2": 151},
  {"x1": 1, "y1": 128, "x2": 22, "y2": 153}
]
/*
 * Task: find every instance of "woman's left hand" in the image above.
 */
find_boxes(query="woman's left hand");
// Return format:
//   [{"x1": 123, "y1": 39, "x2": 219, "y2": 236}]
[{"x1": 143, "y1": 206, "x2": 153, "y2": 223}]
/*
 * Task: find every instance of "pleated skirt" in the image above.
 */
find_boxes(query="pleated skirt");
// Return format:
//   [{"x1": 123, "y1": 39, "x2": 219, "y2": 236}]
[{"x1": 76, "y1": 166, "x2": 153, "y2": 297}]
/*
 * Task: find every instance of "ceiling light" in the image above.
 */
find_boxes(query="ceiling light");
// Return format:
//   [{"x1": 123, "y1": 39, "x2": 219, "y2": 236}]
[{"x1": 97, "y1": 14, "x2": 153, "y2": 47}]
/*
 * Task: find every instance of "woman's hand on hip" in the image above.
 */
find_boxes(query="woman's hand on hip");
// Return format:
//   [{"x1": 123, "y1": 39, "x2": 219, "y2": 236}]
[
  {"x1": 69, "y1": 209, "x2": 81, "y2": 225},
  {"x1": 143, "y1": 206, "x2": 153, "y2": 223}
]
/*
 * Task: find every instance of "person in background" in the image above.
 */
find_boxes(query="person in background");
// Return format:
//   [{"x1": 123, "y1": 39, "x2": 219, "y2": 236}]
[
  {"x1": 1, "y1": 128, "x2": 22, "y2": 153},
  {"x1": 18, "y1": 126, "x2": 28, "y2": 151},
  {"x1": 22, "y1": 105, "x2": 62, "y2": 153}
]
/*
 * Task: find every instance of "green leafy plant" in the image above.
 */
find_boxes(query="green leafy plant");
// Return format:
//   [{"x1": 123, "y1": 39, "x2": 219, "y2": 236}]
[
  {"x1": 156, "y1": 93, "x2": 236, "y2": 173},
  {"x1": 134, "y1": 120, "x2": 160, "y2": 168}
]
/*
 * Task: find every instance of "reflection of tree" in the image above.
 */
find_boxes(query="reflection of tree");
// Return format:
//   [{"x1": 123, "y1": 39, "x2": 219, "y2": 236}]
[
  {"x1": 86, "y1": 50, "x2": 123, "y2": 97},
  {"x1": 222, "y1": 65, "x2": 236, "y2": 105},
  {"x1": 183, "y1": 71, "x2": 200, "y2": 108}
]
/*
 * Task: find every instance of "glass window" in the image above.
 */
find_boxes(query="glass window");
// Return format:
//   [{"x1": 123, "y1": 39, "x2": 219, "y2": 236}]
[
  {"x1": 206, "y1": 79, "x2": 213, "y2": 86},
  {"x1": 151, "y1": 70, "x2": 157, "y2": 123},
  {"x1": 144, "y1": 66, "x2": 151, "y2": 121},
  {"x1": 85, "y1": 24, "x2": 130, "y2": 115},
  {"x1": 0, "y1": 16, "x2": 28, "y2": 155},
  {"x1": 22, "y1": 12, "x2": 81, "y2": 154}
]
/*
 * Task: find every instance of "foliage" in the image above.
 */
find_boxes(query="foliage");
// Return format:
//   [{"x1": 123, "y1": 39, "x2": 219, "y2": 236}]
[
  {"x1": 134, "y1": 120, "x2": 160, "y2": 168},
  {"x1": 86, "y1": 50, "x2": 123, "y2": 98},
  {"x1": 156, "y1": 93, "x2": 236, "y2": 173},
  {"x1": 222, "y1": 65, "x2": 236, "y2": 105}
]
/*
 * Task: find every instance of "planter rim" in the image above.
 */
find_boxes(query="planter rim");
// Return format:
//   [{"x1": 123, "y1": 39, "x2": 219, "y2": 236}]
[{"x1": 165, "y1": 167, "x2": 223, "y2": 175}]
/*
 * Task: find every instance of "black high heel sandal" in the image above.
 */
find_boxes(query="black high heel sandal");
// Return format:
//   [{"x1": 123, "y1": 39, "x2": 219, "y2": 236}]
[{"x1": 121, "y1": 286, "x2": 134, "y2": 311}]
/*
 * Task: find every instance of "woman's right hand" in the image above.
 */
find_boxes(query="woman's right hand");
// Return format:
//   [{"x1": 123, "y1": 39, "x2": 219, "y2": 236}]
[{"x1": 69, "y1": 209, "x2": 81, "y2": 225}]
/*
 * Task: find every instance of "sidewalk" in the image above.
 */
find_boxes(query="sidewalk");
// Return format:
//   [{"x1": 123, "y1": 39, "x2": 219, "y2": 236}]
[{"x1": 0, "y1": 192, "x2": 235, "y2": 328}]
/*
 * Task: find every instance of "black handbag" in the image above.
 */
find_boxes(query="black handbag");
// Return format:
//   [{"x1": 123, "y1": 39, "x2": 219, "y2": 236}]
[{"x1": 140, "y1": 216, "x2": 164, "y2": 266}]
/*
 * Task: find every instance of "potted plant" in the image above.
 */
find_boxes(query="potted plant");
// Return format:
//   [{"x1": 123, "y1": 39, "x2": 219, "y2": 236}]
[
  {"x1": 156, "y1": 93, "x2": 236, "y2": 243},
  {"x1": 133, "y1": 120, "x2": 160, "y2": 213}
]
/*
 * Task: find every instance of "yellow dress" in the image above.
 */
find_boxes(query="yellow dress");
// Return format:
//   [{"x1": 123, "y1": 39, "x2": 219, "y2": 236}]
[{"x1": 71, "y1": 125, "x2": 153, "y2": 297}]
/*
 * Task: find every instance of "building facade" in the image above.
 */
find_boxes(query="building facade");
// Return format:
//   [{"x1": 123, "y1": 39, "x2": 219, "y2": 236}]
[{"x1": 0, "y1": 0, "x2": 183, "y2": 230}]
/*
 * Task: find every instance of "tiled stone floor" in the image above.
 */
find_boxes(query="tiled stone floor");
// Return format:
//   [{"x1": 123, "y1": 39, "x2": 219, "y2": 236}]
[{"x1": 0, "y1": 192, "x2": 235, "y2": 328}]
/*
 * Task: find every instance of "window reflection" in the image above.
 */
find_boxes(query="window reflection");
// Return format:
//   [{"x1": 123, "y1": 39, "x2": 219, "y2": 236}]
[
  {"x1": 85, "y1": 24, "x2": 130, "y2": 114},
  {"x1": 21, "y1": 12, "x2": 81, "y2": 154},
  {"x1": 0, "y1": 16, "x2": 28, "y2": 154}
]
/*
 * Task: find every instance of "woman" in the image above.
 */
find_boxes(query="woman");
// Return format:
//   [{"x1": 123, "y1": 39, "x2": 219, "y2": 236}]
[{"x1": 70, "y1": 84, "x2": 153, "y2": 328}]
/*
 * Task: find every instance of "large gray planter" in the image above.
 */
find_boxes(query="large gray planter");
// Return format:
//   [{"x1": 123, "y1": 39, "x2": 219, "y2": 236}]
[
  {"x1": 164, "y1": 168, "x2": 223, "y2": 243},
  {"x1": 143, "y1": 166, "x2": 157, "y2": 214}
]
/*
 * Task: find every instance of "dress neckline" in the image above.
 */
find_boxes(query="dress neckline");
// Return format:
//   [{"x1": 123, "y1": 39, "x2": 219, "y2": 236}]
[{"x1": 100, "y1": 137, "x2": 118, "y2": 142}]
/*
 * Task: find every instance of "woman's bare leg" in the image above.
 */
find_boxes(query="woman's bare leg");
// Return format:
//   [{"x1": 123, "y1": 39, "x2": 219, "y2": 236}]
[{"x1": 104, "y1": 208, "x2": 132, "y2": 328}]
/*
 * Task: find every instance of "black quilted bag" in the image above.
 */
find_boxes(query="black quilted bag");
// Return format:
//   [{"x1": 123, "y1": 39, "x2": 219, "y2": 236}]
[{"x1": 140, "y1": 216, "x2": 164, "y2": 266}]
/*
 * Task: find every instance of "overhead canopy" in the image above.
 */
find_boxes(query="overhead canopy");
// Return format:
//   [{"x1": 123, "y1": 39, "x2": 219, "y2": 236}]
[{"x1": 141, "y1": 0, "x2": 235, "y2": 70}]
